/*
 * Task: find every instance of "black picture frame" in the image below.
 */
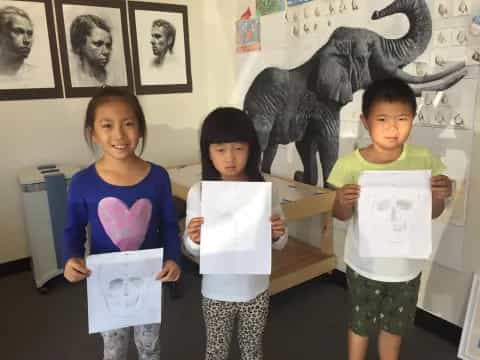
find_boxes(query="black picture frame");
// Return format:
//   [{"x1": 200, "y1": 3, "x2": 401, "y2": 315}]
[
  {"x1": 128, "y1": 1, "x2": 192, "y2": 94},
  {"x1": 0, "y1": 0, "x2": 63, "y2": 101},
  {"x1": 55, "y1": 0, "x2": 133, "y2": 98}
]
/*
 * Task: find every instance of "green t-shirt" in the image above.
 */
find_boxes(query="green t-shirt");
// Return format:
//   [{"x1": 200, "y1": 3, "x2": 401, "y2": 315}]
[
  {"x1": 327, "y1": 143, "x2": 446, "y2": 188},
  {"x1": 327, "y1": 143, "x2": 446, "y2": 282}
]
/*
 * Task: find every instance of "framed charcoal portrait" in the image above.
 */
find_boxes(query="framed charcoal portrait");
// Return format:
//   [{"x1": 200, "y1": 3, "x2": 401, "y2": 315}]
[
  {"x1": 55, "y1": 0, "x2": 133, "y2": 98},
  {"x1": 0, "y1": 0, "x2": 62, "y2": 101},
  {"x1": 128, "y1": 1, "x2": 192, "y2": 94}
]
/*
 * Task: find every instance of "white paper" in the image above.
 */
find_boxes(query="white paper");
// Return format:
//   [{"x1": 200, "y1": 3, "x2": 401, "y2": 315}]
[
  {"x1": 357, "y1": 170, "x2": 432, "y2": 259},
  {"x1": 86, "y1": 248, "x2": 163, "y2": 334},
  {"x1": 200, "y1": 181, "x2": 272, "y2": 274}
]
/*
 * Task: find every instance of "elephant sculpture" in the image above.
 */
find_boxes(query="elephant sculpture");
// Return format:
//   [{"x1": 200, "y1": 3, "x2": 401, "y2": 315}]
[{"x1": 243, "y1": 0, "x2": 467, "y2": 186}]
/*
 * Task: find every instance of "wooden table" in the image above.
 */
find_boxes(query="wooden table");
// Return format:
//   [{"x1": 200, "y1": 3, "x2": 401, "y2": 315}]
[{"x1": 168, "y1": 164, "x2": 336, "y2": 295}]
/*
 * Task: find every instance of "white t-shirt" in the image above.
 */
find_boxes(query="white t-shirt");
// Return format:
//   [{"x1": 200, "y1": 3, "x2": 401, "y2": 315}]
[{"x1": 183, "y1": 182, "x2": 288, "y2": 302}]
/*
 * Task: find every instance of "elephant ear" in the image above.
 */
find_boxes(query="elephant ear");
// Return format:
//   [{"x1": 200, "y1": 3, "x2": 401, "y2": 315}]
[{"x1": 315, "y1": 40, "x2": 355, "y2": 105}]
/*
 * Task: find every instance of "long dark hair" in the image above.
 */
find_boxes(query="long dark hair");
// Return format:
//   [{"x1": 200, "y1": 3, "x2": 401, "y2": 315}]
[{"x1": 200, "y1": 107, "x2": 263, "y2": 181}]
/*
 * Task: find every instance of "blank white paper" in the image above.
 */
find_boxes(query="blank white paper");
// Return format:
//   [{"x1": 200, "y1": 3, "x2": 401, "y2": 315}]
[
  {"x1": 86, "y1": 248, "x2": 163, "y2": 334},
  {"x1": 357, "y1": 170, "x2": 432, "y2": 259},
  {"x1": 200, "y1": 181, "x2": 272, "y2": 274}
]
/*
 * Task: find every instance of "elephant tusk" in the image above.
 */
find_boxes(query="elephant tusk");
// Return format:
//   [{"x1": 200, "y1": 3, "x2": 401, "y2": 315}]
[
  {"x1": 393, "y1": 62, "x2": 466, "y2": 84},
  {"x1": 409, "y1": 67, "x2": 468, "y2": 96}
]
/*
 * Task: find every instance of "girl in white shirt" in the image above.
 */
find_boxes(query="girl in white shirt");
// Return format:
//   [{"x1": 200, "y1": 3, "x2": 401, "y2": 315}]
[{"x1": 184, "y1": 107, "x2": 288, "y2": 360}]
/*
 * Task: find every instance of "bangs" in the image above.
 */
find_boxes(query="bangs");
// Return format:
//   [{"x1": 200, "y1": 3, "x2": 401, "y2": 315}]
[
  {"x1": 201, "y1": 108, "x2": 255, "y2": 146},
  {"x1": 204, "y1": 121, "x2": 251, "y2": 145}
]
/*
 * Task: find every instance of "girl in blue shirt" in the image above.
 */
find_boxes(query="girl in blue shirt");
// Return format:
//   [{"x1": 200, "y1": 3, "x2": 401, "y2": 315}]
[{"x1": 63, "y1": 87, "x2": 180, "y2": 360}]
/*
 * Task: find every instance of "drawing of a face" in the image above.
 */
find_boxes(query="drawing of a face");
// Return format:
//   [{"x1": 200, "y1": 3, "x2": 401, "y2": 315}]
[
  {"x1": 0, "y1": 13, "x2": 33, "y2": 61},
  {"x1": 99, "y1": 264, "x2": 150, "y2": 317},
  {"x1": 373, "y1": 194, "x2": 415, "y2": 236},
  {"x1": 81, "y1": 26, "x2": 112, "y2": 69},
  {"x1": 151, "y1": 25, "x2": 171, "y2": 56}
]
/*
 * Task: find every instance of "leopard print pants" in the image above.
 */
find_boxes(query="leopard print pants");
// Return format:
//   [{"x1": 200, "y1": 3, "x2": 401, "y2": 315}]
[
  {"x1": 202, "y1": 290, "x2": 269, "y2": 360},
  {"x1": 101, "y1": 323, "x2": 160, "y2": 360}
]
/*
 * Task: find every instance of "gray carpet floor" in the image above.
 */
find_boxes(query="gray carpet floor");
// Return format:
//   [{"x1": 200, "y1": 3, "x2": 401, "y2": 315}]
[{"x1": 1, "y1": 261, "x2": 458, "y2": 359}]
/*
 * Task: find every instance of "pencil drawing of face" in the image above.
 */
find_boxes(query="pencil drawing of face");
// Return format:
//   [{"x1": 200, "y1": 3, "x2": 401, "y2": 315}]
[
  {"x1": 0, "y1": 6, "x2": 33, "y2": 75},
  {"x1": 99, "y1": 263, "x2": 150, "y2": 317},
  {"x1": 372, "y1": 192, "x2": 417, "y2": 238},
  {"x1": 206, "y1": 184, "x2": 265, "y2": 252},
  {"x1": 150, "y1": 19, "x2": 175, "y2": 66},
  {"x1": 70, "y1": 14, "x2": 112, "y2": 84}
]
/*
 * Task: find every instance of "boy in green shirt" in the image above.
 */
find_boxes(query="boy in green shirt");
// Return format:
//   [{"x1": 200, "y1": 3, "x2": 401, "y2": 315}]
[{"x1": 327, "y1": 78, "x2": 452, "y2": 360}]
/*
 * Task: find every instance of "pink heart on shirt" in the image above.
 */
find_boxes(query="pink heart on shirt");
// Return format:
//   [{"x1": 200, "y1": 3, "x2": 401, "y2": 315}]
[{"x1": 98, "y1": 197, "x2": 152, "y2": 251}]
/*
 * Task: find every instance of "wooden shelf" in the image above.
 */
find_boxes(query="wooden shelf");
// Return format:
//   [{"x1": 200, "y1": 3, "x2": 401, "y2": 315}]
[{"x1": 270, "y1": 237, "x2": 336, "y2": 294}]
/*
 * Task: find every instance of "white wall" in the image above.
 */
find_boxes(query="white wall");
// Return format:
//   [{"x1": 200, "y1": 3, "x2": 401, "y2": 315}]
[{"x1": 0, "y1": 0, "x2": 209, "y2": 263}]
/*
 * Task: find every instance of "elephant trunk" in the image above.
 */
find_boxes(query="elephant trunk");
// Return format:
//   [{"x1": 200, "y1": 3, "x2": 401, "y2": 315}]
[{"x1": 372, "y1": 0, "x2": 431, "y2": 69}]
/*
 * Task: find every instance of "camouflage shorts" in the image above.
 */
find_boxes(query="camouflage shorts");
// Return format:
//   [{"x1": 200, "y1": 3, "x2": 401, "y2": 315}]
[{"x1": 346, "y1": 266, "x2": 421, "y2": 337}]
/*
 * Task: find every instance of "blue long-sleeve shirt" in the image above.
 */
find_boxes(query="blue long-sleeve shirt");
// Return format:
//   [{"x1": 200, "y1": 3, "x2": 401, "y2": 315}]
[{"x1": 63, "y1": 163, "x2": 180, "y2": 264}]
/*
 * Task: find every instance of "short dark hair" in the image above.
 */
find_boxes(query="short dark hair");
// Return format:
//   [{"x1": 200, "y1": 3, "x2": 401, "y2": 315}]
[
  {"x1": 362, "y1": 78, "x2": 417, "y2": 117},
  {"x1": 0, "y1": 6, "x2": 32, "y2": 34},
  {"x1": 152, "y1": 19, "x2": 175, "y2": 53},
  {"x1": 84, "y1": 87, "x2": 147, "y2": 154},
  {"x1": 200, "y1": 107, "x2": 263, "y2": 181},
  {"x1": 70, "y1": 14, "x2": 111, "y2": 55}
]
